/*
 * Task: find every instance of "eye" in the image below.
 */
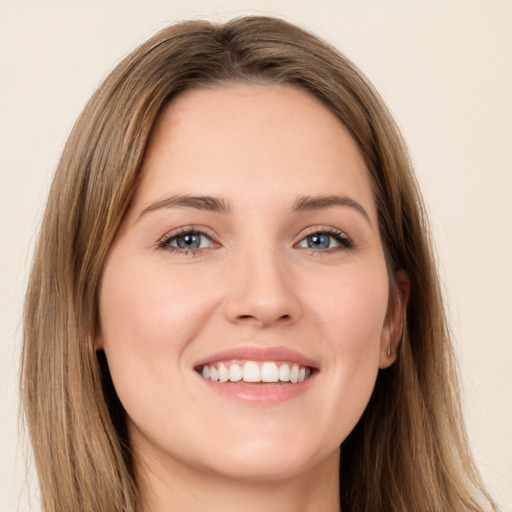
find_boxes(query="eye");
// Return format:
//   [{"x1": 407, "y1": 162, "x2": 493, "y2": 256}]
[
  {"x1": 159, "y1": 229, "x2": 216, "y2": 253},
  {"x1": 297, "y1": 229, "x2": 353, "y2": 251}
]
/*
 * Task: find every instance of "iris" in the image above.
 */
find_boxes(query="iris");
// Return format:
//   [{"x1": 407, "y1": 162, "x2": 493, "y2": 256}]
[
  {"x1": 175, "y1": 233, "x2": 202, "y2": 249},
  {"x1": 307, "y1": 233, "x2": 332, "y2": 249}
]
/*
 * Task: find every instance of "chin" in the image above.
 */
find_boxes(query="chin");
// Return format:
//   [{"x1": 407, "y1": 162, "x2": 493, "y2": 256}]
[
  {"x1": 200, "y1": 450, "x2": 328, "y2": 483},
  {"x1": 183, "y1": 429, "x2": 339, "y2": 484}
]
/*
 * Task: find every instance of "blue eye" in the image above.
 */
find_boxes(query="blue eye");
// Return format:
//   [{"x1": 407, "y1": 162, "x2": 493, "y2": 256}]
[
  {"x1": 160, "y1": 230, "x2": 214, "y2": 252},
  {"x1": 174, "y1": 233, "x2": 202, "y2": 249},
  {"x1": 305, "y1": 233, "x2": 332, "y2": 249},
  {"x1": 298, "y1": 230, "x2": 352, "y2": 251}
]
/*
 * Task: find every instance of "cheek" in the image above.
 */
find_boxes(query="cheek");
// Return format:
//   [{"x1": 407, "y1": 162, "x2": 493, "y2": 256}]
[
  {"x1": 303, "y1": 266, "x2": 389, "y2": 438},
  {"x1": 97, "y1": 258, "x2": 217, "y2": 406},
  {"x1": 100, "y1": 259, "x2": 215, "y2": 348},
  {"x1": 310, "y1": 265, "x2": 389, "y2": 353}
]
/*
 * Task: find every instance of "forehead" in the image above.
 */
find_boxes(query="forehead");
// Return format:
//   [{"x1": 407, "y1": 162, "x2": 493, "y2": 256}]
[{"x1": 135, "y1": 83, "x2": 375, "y2": 217}]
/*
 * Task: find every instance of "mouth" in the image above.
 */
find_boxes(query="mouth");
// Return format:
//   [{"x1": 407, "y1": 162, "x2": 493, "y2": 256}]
[
  {"x1": 196, "y1": 360, "x2": 314, "y2": 384},
  {"x1": 192, "y1": 346, "x2": 319, "y2": 403}
]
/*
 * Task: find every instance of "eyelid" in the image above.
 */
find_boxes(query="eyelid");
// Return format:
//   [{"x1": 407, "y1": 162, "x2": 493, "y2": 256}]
[
  {"x1": 295, "y1": 226, "x2": 354, "y2": 251},
  {"x1": 157, "y1": 225, "x2": 220, "y2": 250},
  {"x1": 297, "y1": 225, "x2": 352, "y2": 242}
]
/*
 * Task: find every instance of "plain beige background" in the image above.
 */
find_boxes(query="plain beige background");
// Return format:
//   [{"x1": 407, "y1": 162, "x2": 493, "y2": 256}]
[{"x1": 1, "y1": 1, "x2": 511, "y2": 510}]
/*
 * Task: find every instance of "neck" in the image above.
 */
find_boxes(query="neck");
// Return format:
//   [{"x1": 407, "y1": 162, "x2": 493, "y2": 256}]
[{"x1": 135, "y1": 448, "x2": 341, "y2": 512}]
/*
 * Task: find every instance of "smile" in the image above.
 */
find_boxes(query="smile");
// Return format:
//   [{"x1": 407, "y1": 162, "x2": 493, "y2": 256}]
[{"x1": 198, "y1": 361, "x2": 312, "y2": 383}]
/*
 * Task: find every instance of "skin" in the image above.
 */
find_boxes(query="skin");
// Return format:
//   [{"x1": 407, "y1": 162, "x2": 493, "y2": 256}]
[{"x1": 98, "y1": 84, "x2": 407, "y2": 512}]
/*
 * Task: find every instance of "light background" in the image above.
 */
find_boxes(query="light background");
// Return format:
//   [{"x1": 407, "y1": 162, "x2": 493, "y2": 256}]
[{"x1": 1, "y1": 1, "x2": 511, "y2": 510}]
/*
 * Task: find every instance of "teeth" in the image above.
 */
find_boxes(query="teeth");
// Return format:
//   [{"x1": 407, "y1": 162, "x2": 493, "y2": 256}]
[
  {"x1": 261, "y1": 362, "x2": 279, "y2": 382},
  {"x1": 228, "y1": 363, "x2": 242, "y2": 382},
  {"x1": 199, "y1": 361, "x2": 312, "y2": 384},
  {"x1": 290, "y1": 364, "x2": 299, "y2": 383},
  {"x1": 242, "y1": 361, "x2": 260, "y2": 382},
  {"x1": 278, "y1": 363, "x2": 290, "y2": 382},
  {"x1": 218, "y1": 363, "x2": 229, "y2": 382}
]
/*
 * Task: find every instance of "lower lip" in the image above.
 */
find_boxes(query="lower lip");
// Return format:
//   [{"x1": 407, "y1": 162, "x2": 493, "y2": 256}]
[{"x1": 198, "y1": 374, "x2": 315, "y2": 404}]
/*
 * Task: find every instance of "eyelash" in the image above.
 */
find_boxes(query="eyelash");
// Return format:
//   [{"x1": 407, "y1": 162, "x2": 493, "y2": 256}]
[
  {"x1": 297, "y1": 227, "x2": 354, "y2": 254},
  {"x1": 157, "y1": 226, "x2": 354, "y2": 256},
  {"x1": 158, "y1": 226, "x2": 218, "y2": 256}
]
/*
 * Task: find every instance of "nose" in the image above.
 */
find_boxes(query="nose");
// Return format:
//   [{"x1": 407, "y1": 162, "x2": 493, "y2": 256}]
[{"x1": 223, "y1": 247, "x2": 302, "y2": 328}]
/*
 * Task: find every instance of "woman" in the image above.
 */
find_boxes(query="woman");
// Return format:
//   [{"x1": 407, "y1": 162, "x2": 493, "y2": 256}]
[{"x1": 21, "y1": 16, "x2": 499, "y2": 512}]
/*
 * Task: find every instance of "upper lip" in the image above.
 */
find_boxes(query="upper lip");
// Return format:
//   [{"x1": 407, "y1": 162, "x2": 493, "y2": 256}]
[{"x1": 193, "y1": 345, "x2": 319, "y2": 370}]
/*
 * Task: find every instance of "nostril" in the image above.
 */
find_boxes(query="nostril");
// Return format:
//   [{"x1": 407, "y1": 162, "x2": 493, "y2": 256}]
[{"x1": 236, "y1": 313, "x2": 292, "y2": 325}]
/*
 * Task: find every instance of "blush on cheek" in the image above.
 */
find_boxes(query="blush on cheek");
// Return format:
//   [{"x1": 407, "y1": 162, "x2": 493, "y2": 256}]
[{"x1": 315, "y1": 273, "x2": 389, "y2": 345}]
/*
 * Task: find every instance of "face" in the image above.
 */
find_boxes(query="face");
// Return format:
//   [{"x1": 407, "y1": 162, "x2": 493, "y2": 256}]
[{"x1": 98, "y1": 84, "x2": 403, "y2": 484}]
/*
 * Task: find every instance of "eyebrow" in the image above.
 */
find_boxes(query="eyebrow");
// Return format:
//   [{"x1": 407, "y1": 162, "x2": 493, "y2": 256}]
[
  {"x1": 137, "y1": 193, "x2": 371, "y2": 224},
  {"x1": 138, "y1": 194, "x2": 231, "y2": 220},
  {"x1": 292, "y1": 195, "x2": 371, "y2": 224}
]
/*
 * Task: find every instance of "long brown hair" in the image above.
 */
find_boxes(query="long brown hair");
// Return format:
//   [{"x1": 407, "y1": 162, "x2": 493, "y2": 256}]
[{"x1": 21, "y1": 16, "x2": 498, "y2": 511}]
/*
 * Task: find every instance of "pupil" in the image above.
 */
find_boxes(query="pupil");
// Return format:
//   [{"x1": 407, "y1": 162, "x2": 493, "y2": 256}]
[
  {"x1": 308, "y1": 234, "x2": 330, "y2": 249},
  {"x1": 177, "y1": 234, "x2": 200, "y2": 249}
]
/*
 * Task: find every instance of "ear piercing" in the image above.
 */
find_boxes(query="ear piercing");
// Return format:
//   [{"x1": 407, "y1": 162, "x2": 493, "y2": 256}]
[{"x1": 387, "y1": 345, "x2": 392, "y2": 357}]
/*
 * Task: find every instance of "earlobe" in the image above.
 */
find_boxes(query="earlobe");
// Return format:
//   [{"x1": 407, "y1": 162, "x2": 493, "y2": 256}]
[
  {"x1": 95, "y1": 334, "x2": 104, "y2": 351},
  {"x1": 379, "y1": 270, "x2": 410, "y2": 369}
]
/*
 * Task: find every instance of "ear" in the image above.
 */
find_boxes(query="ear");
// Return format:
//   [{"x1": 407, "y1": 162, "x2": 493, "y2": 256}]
[
  {"x1": 379, "y1": 270, "x2": 410, "y2": 369},
  {"x1": 95, "y1": 333, "x2": 104, "y2": 351}
]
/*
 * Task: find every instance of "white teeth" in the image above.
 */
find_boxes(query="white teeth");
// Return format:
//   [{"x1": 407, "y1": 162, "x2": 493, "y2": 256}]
[
  {"x1": 261, "y1": 362, "x2": 279, "y2": 382},
  {"x1": 290, "y1": 363, "x2": 300, "y2": 383},
  {"x1": 242, "y1": 361, "x2": 261, "y2": 382},
  {"x1": 210, "y1": 366, "x2": 219, "y2": 381},
  {"x1": 278, "y1": 363, "x2": 291, "y2": 382},
  {"x1": 218, "y1": 363, "x2": 229, "y2": 382},
  {"x1": 199, "y1": 361, "x2": 312, "y2": 384},
  {"x1": 228, "y1": 363, "x2": 242, "y2": 382}
]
